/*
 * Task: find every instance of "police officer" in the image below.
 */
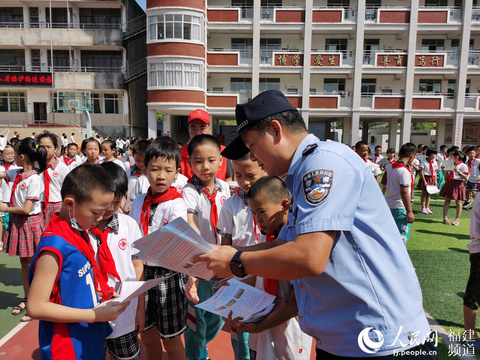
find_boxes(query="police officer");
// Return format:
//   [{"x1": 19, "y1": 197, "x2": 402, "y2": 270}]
[{"x1": 196, "y1": 90, "x2": 437, "y2": 359}]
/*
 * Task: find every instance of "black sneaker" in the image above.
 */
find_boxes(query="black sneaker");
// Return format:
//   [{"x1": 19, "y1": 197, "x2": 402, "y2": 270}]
[{"x1": 463, "y1": 200, "x2": 472, "y2": 208}]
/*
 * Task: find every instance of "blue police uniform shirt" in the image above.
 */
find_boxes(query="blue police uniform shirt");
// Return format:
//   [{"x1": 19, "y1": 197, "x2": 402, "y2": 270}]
[
  {"x1": 279, "y1": 134, "x2": 431, "y2": 357},
  {"x1": 29, "y1": 235, "x2": 112, "y2": 360}
]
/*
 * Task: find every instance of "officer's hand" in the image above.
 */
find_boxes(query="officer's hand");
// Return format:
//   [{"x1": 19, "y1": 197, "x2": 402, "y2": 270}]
[{"x1": 193, "y1": 246, "x2": 237, "y2": 278}]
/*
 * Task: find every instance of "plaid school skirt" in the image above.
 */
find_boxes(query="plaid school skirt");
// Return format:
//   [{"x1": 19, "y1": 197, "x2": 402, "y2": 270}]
[
  {"x1": 42, "y1": 202, "x2": 62, "y2": 230},
  {"x1": 439, "y1": 179, "x2": 466, "y2": 200},
  {"x1": 419, "y1": 175, "x2": 436, "y2": 191},
  {"x1": 3, "y1": 213, "x2": 43, "y2": 257}
]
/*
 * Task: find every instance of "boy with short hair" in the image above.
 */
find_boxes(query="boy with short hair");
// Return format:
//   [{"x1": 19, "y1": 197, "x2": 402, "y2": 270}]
[
  {"x1": 216, "y1": 152, "x2": 265, "y2": 359},
  {"x1": 370, "y1": 145, "x2": 383, "y2": 164},
  {"x1": 27, "y1": 164, "x2": 130, "y2": 360},
  {"x1": 464, "y1": 146, "x2": 480, "y2": 208},
  {"x1": 225, "y1": 176, "x2": 312, "y2": 360},
  {"x1": 59, "y1": 143, "x2": 81, "y2": 170},
  {"x1": 88, "y1": 162, "x2": 144, "y2": 360},
  {"x1": 385, "y1": 142, "x2": 417, "y2": 244},
  {"x1": 182, "y1": 134, "x2": 230, "y2": 360},
  {"x1": 129, "y1": 137, "x2": 188, "y2": 360},
  {"x1": 124, "y1": 139, "x2": 151, "y2": 213},
  {"x1": 355, "y1": 141, "x2": 381, "y2": 183}
]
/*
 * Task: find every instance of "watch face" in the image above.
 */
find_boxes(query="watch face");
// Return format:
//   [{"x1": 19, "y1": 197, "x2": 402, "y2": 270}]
[{"x1": 230, "y1": 262, "x2": 244, "y2": 277}]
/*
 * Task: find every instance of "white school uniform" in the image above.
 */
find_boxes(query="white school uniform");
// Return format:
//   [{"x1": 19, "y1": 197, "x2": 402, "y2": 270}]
[
  {"x1": 87, "y1": 213, "x2": 142, "y2": 339},
  {"x1": 173, "y1": 173, "x2": 188, "y2": 193},
  {"x1": 385, "y1": 162, "x2": 412, "y2": 210},
  {"x1": 6, "y1": 169, "x2": 43, "y2": 214},
  {"x1": 366, "y1": 159, "x2": 382, "y2": 178},
  {"x1": 182, "y1": 177, "x2": 230, "y2": 245},
  {"x1": 42, "y1": 160, "x2": 69, "y2": 203},
  {"x1": 217, "y1": 190, "x2": 261, "y2": 247},
  {"x1": 124, "y1": 166, "x2": 150, "y2": 212},
  {"x1": 130, "y1": 194, "x2": 188, "y2": 235},
  {"x1": 468, "y1": 158, "x2": 480, "y2": 184},
  {"x1": 102, "y1": 158, "x2": 126, "y2": 171},
  {"x1": 59, "y1": 154, "x2": 82, "y2": 170},
  {"x1": 370, "y1": 153, "x2": 384, "y2": 164},
  {"x1": 420, "y1": 159, "x2": 438, "y2": 177},
  {"x1": 0, "y1": 163, "x2": 22, "y2": 206},
  {"x1": 449, "y1": 162, "x2": 469, "y2": 181},
  {"x1": 249, "y1": 239, "x2": 312, "y2": 360}
]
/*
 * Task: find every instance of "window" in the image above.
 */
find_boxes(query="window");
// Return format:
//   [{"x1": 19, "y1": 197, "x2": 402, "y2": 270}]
[
  {"x1": 447, "y1": 79, "x2": 455, "y2": 98},
  {"x1": 81, "y1": 51, "x2": 123, "y2": 70},
  {"x1": 286, "y1": 88, "x2": 298, "y2": 94},
  {"x1": 149, "y1": 62, "x2": 201, "y2": 89},
  {"x1": 46, "y1": 8, "x2": 68, "y2": 27},
  {"x1": 230, "y1": 78, "x2": 252, "y2": 93},
  {"x1": 92, "y1": 93, "x2": 122, "y2": 114},
  {"x1": 363, "y1": 39, "x2": 379, "y2": 64},
  {"x1": 325, "y1": 39, "x2": 348, "y2": 52},
  {"x1": 149, "y1": 14, "x2": 201, "y2": 42},
  {"x1": 232, "y1": 38, "x2": 253, "y2": 60},
  {"x1": 48, "y1": 50, "x2": 70, "y2": 68},
  {"x1": 232, "y1": 0, "x2": 253, "y2": 18},
  {"x1": 0, "y1": 92, "x2": 26, "y2": 112},
  {"x1": 80, "y1": 8, "x2": 121, "y2": 28},
  {"x1": 419, "y1": 79, "x2": 441, "y2": 93},
  {"x1": 327, "y1": 0, "x2": 349, "y2": 6},
  {"x1": 324, "y1": 78, "x2": 346, "y2": 94},
  {"x1": 0, "y1": 7, "x2": 23, "y2": 25},
  {"x1": 361, "y1": 79, "x2": 376, "y2": 95},
  {"x1": 259, "y1": 78, "x2": 280, "y2": 92},
  {"x1": 0, "y1": 49, "x2": 25, "y2": 68},
  {"x1": 424, "y1": 0, "x2": 447, "y2": 5},
  {"x1": 421, "y1": 39, "x2": 445, "y2": 51}
]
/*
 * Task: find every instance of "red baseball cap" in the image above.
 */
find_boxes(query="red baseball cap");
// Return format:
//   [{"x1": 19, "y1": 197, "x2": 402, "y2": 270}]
[{"x1": 188, "y1": 109, "x2": 210, "y2": 124}]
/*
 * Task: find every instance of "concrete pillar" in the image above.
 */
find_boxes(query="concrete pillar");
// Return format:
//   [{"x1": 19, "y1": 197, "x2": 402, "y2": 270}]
[
  {"x1": 361, "y1": 120, "x2": 369, "y2": 143},
  {"x1": 400, "y1": 112, "x2": 412, "y2": 145},
  {"x1": 343, "y1": 116, "x2": 352, "y2": 145},
  {"x1": 302, "y1": 110, "x2": 309, "y2": 129},
  {"x1": 147, "y1": 109, "x2": 157, "y2": 139},
  {"x1": 388, "y1": 118, "x2": 398, "y2": 152},
  {"x1": 452, "y1": 114, "x2": 464, "y2": 148},
  {"x1": 436, "y1": 118, "x2": 446, "y2": 148},
  {"x1": 350, "y1": 112, "x2": 360, "y2": 145},
  {"x1": 251, "y1": 0, "x2": 261, "y2": 97}
]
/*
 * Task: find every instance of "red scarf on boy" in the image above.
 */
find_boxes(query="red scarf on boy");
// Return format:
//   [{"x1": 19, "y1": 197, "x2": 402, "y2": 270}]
[
  {"x1": 263, "y1": 233, "x2": 278, "y2": 296},
  {"x1": 391, "y1": 161, "x2": 414, "y2": 198},
  {"x1": 139, "y1": 187, "x2": 182, "y2": 235},
  {"x1": 89, "y1": 225, "x2": 121, "y2": 283},
  {"x1": 44, "y1": 214, "x2": 114, "y2": 301}
]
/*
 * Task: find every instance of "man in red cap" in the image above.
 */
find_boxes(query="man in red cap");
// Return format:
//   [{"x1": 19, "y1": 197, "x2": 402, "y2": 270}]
[{"x1": 180, "y1": 109, "x2": 232, "y2": 181}]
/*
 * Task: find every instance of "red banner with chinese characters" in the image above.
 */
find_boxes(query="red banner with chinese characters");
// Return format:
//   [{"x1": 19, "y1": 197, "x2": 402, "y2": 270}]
[{"x1": 0, "y1": 72, "x2": 53, "y2": 86}]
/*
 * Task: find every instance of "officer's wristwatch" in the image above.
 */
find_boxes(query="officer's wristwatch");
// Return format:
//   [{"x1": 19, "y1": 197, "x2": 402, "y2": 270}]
[{"x1": 229, "y1": 250, "x2": 247, "y2": 278}]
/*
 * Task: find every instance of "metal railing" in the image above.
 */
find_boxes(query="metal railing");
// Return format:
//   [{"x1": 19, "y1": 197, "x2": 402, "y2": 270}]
[
  {"x1": 208, "y1": 48, "x2": 253, "y2": 64},
  {"x1": 0, "y1": 21, "x2": 124, "y2": 30}
]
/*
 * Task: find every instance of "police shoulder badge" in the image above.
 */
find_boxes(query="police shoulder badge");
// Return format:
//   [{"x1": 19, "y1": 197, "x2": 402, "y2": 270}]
[{"x1": 302, "y1": 169, "x2": 334, "y2": 206}]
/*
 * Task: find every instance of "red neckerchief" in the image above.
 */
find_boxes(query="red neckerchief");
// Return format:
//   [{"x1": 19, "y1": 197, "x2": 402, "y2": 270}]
[
  {"x1": 363, "y1": 158, "x2": 367, "y2": 163},
  {"x1": 131, "y1": 165, "x2": 142, "y2": 178},
  {"x1": 392, "y1": 160, "x2": 414, "y2": 198},
  {"x1": 9, "y1": 169, "x2": 38, "y2": 206},
  {"x1": 2, "y1": 162, "x2": 14, "y2": 170},
  {"x1": 44, "y1": 158, "x2": 59, "y2": 204},
  {"x1": 140, "y1": 187, "x2": 182, "y2": 235},
  {"x1": 89, "y1": 226, "x2": 121, "y2": 283},
  {"x1": 188, "y1": 178, "x2": 219, "y2": 240},
  {"x1": 236, "y1": 189, "x2": 259, "y2": 242},
  {"x1": 429, "y1": 160, "x2": 434, "y2": 177},
  {"x1": 389, "y1": 159, "x2": 395, "y2": 164},
  {"x1": 44, "y1": 214, "x2": 114, "y2": 301},
  {"x1": 450, "y1": 161, "x2": 466, "y2": 181},
  {"x1": 63, "y1": 154, "x2": 75, "y2": 166},
  {"x1": 263, "y1": 233, "x2": 278, "y2": 296},
  {"x1": 374, "y1": 154, "x2": 379, "y2": 164}
]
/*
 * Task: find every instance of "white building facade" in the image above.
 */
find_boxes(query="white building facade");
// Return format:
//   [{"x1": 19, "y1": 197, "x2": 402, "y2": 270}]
[
  {"x1": 146, "y1": 0, "x2": 480, "y2": 148},
  {"x1": 0, "y1": 0, "x2": 147, "y2": 137}
]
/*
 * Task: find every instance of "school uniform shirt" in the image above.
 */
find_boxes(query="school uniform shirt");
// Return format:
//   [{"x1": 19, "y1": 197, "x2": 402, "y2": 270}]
[
  {"x1": 420, "y1": 159, "x2": 438, "y2": 177},
  {"x1": 448, "y1": 162, "x2": 469, "y2": 181},
  {"x1": 59, "y1": 154, "x2": 81, "y2": 170},
  {"x1": 279, "y1": 134, "x2": 430, "y2": 357},
  {"x1": 182, "y1": 176, "x2": 230, "y2": 245},
  {"x1": 42, "y1": 160, "x2": 69, "y2": 203},
  {"x1": 102, "y1": 158, "x2": 126, "y2": 171},
  {"x1": 216, "y1": 189, "x2": 261, "y2": 247},
  {"x1": 467, "y1": 158, "x2": 480, "y2": 184},
  {"x1": 385, "y1": 162, "x2": 413, "y2": 210},
  {"x1": 130, "y1": 193, "x2": 188, "y2": 236},
  {"x1": 370, "y1": 153, "x2": 384, "y2": 164},
  {"x1": 250, "y1": 236, "x2": 312, "y2": 360},
  {"x1": 173, "y1": 173, "x2": 188, "y2": 193},
  {"x1": 0, "y1": 163, "x2": 22, "y2": 211},
  {"x1": 29, "y1": 233, "x2": 112, "y2": 360},
  {"x1": 123, "y1": 165, "x2": 150, "y2": 212},
  {"x1": 366, "y1": 159, "x2": 382, "y2": 178},
  {"x1": 411, "y1": 158, "x2": 420, "y2": 179},
  {"x1": 87, "y1": 213, "x2": 141, "y2": 339},
  {"x1": 6, "y1": 169, "x2": 43, "y2": 215}
]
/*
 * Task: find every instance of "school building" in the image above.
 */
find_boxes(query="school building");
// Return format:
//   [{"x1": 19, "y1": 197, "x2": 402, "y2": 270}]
[
  {"x1": 146, "y1": 0, "x2": 480, "y2": 148},
  {"x1": 0, "y1": 0, "x2": 148, "y2": 138}
]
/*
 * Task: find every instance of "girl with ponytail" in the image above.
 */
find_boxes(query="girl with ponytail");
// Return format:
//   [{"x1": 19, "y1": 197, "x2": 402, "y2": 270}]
[{"x1": 0, "y1": 137, "x2": 46, "y2": 322}]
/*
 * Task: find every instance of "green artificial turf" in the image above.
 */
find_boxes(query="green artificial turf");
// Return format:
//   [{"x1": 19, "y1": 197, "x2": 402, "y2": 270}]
[{"x1": 408, "y1": 190, "x2": 475, "y2": 359}]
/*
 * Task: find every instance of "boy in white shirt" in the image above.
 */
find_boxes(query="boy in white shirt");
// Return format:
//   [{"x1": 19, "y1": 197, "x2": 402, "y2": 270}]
[
  {"x1": 124, "y1": 139, "x2": 151, "y2": 213},
  {"x1": 385, "y1": 142, "x2": 416, "y2": 245},
  {"x1": 182, "y1": 135, "x2": 230, "y2": 360},
  {"x1": 88, "y1": 162, "x2": 144, "y2": 360},
  {"x1": 129, "y1": 137, "x2": 188, "y2": 360},
  {"x1": 465, "y1": 146, "x2": 480, "y2": 208},
  {"x1": 216, "y1": 153, "x2": 265, "y2": 359}
]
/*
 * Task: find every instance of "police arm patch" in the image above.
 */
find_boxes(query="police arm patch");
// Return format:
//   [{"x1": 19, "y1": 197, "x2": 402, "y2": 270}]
[{"x1": 302, "y1": 169, "x2": 334, "y2": 206}]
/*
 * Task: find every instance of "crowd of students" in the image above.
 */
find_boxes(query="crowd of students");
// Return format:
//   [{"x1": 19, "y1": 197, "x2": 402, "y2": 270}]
[{"x1": 1, "y1": 91, "x2": 478, "y2": 359}]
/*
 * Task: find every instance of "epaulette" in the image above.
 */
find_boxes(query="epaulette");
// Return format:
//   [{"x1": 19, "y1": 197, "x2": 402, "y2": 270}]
[{"x1": 302, "y1": 143, "x2": 318, "y2": 156}]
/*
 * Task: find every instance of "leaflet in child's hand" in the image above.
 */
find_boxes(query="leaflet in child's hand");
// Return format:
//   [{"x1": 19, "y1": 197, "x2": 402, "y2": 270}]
[
  {"x1": 196, "y1": 278, "x2": 276, "y2": 323},
  {"x1": 133, "y1": 218, "x2": 222, "y2": 281},
  {"x1": 105, "y1": 276, "x2": 173, "y2": 305}
]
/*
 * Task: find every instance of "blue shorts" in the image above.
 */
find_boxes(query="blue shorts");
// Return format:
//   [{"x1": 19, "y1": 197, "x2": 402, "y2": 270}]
[{"x1": 390, "y1": 208, "x2": 411, "y2": 245}]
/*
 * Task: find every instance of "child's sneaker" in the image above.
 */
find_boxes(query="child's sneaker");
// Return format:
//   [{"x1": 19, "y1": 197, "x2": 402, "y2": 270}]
[
  {"x1": 464, "y1": 200, "x2": 472, "y2": 208},
  {"x1": 420, "y1": 208, "x2": 429, "y2": 214},
  {"x1": 426, "y1": 208, "x2": 433, "y2": 214}
]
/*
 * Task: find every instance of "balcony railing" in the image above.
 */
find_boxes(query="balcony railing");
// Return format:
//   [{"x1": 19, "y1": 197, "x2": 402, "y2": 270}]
[
  {"x1": 468, "y1": 51, "x2": 480, "y2": 66},
  {"x1": 312, "y1": 6, "x2": 357, "y2": 23},
  {"x1": 473, "y1": 7, "x2": 480, "y2": 21},
  {"x1": 208, "y1": 48, "x2": 253, "y2": 65},
  {"x1": 417, "y1": 6, "x2": 462, "y2": 23},
  {"x1": 0, "y1": 21, "x2": 122, "y2": 30}
]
